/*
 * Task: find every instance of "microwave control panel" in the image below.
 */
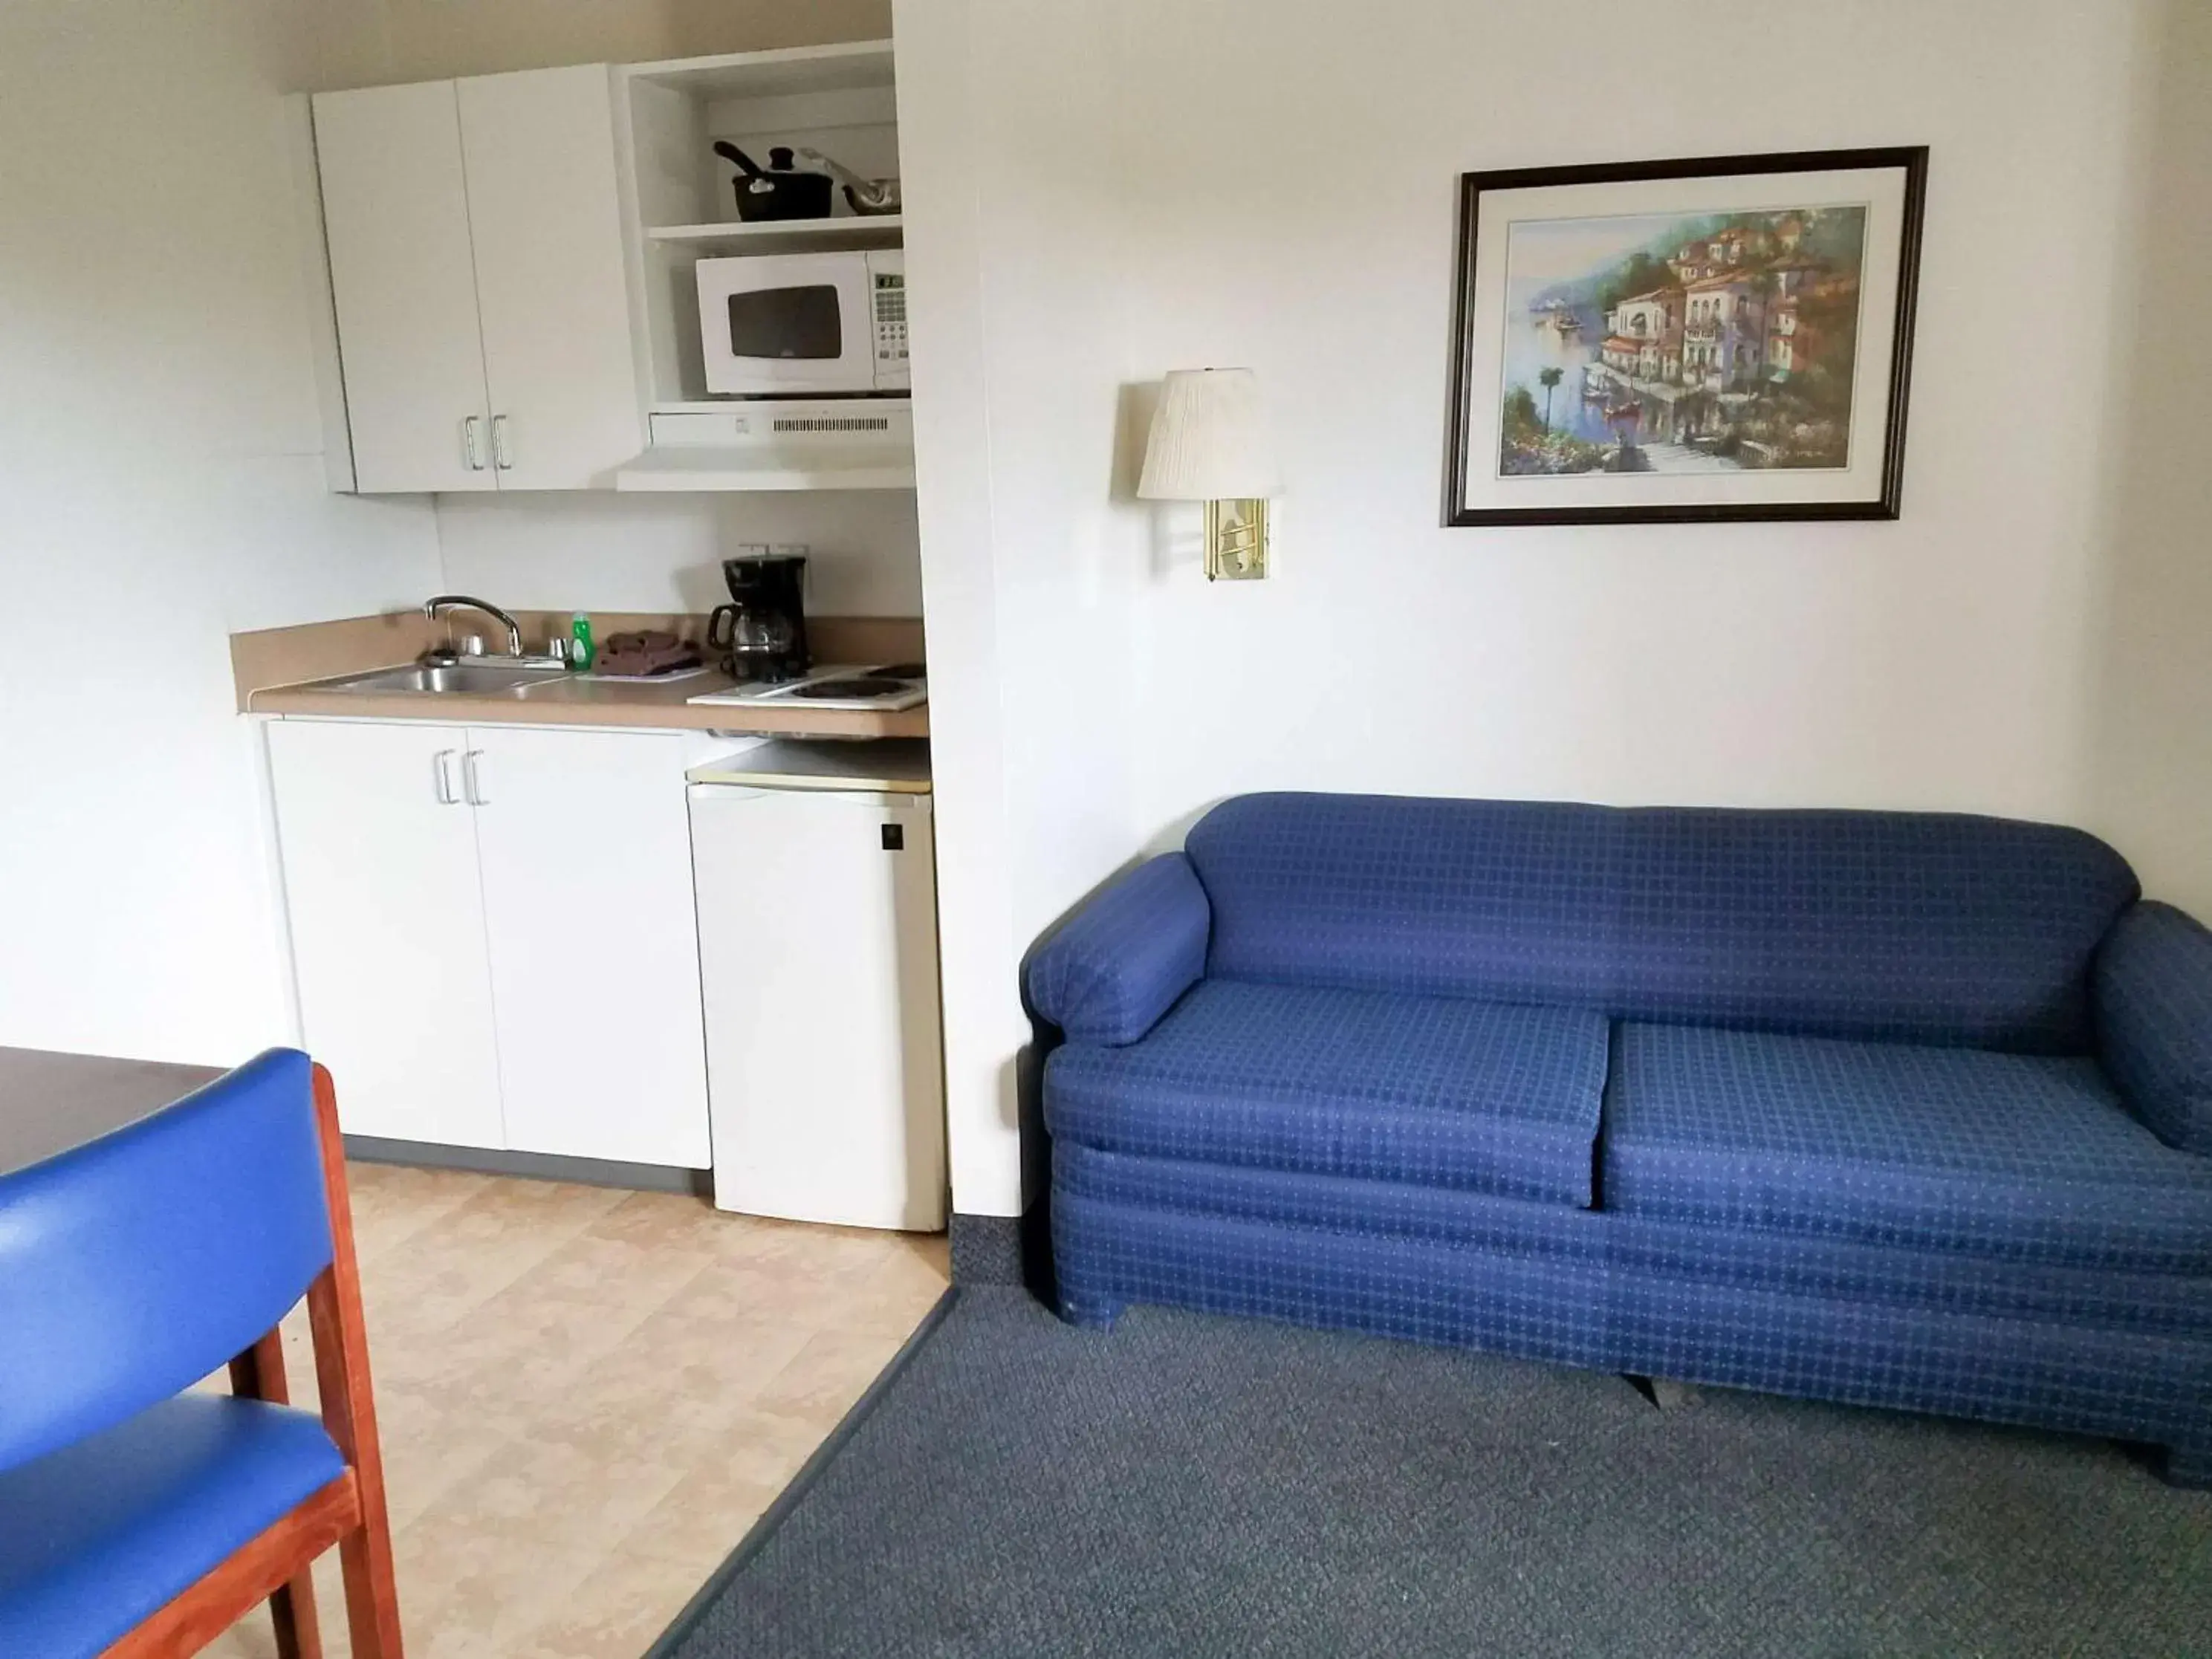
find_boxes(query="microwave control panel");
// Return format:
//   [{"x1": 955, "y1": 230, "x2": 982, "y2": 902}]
[{"x1": 872, "y1": 273, "x2": 908, "y2": 375}]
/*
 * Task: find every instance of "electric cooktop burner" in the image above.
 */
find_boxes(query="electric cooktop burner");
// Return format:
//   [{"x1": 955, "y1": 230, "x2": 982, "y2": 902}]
[
  {"x1": 687, "y1": 663, "x2": 928, "y2": 711},
  {"x1": 791, "y1": 677, "x2": 912, "y2": 700}
]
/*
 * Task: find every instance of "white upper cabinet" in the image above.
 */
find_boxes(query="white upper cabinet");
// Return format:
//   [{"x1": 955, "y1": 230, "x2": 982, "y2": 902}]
[
  {"x1": 314, "y1": 68, "x2": 644, "y2": 493},
  {"x1": 455, "y1": 69, "x2": 645, "y2": 492},
  {"x1": 314, "y1": 81, "x2": 496, "y2": 495}
]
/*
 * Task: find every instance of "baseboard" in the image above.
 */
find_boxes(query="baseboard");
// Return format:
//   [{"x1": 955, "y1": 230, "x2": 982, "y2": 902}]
[
  {"x1": 948, "y1": 1212, "x2": 1022, "y2": 1283},
  {"x1": 949, "y1": 1200, "x2": 1055, "y2": 1302},
  {"x1": 342, "y1": 1134, "x2": 711, "y2": 1197}
]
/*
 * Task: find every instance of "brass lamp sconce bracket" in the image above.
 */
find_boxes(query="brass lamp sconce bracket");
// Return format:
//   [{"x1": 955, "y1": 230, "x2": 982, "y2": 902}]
[{"x1": 1203, "y1": 499, "x2": 1270, "y2": 581}]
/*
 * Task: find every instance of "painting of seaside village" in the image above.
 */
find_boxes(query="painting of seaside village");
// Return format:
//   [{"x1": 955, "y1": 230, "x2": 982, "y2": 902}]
[{"x1": 1497, "y1": 204, "x2": 1867, "y2": 478}]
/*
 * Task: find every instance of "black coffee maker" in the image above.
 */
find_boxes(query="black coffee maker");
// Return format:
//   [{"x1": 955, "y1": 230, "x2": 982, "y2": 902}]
[{"x1": 707, "y1": 554, "x2": 809, "y2": 683}]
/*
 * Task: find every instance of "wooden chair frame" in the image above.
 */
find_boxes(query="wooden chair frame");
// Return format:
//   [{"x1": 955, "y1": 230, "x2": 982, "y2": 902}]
[{"x1": 104, "y1": 1065, "x2": 402, "y2": 1659}]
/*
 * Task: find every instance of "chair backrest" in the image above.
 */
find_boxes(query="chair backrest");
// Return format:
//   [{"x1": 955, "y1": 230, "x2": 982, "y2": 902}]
[
  {"x1": 0, "y1": 1048, "x2": 332, "y2": 1473},
  {"x1": 1185, "y1": 793, "x2": 2140, "y2": 1053}
]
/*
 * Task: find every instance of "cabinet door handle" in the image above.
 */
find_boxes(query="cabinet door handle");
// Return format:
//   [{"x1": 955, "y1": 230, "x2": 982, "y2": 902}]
[
  {"x1": 462, "y1": 749, "x2": 488, "y2": 806},
  {"x1": 432, "y1": 748, "x2": 459, "y2": 805},
  {"x1": 462, "y1": 415, "x2": 486, "y2": 471},
  {"x1": 491, "y1": 414, "x2": 513, "y2": 471}
]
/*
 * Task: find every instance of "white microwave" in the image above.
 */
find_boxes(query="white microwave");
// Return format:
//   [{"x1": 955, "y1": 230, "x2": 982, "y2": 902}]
[{"x1": 696, "y1": 250, "x2": 909, "y2": 397}]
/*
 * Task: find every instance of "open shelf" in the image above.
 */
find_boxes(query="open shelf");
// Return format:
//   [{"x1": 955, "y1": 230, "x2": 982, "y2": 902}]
[
  {"x1": 623, "y1": 40, "x2": 895, "y2": 102},
  {"x1": 614, "y1": 39, "x2": 909, "y2": 488},
  {"x1": 646, "y1": 215, "x2": 902, "y2": 252}
]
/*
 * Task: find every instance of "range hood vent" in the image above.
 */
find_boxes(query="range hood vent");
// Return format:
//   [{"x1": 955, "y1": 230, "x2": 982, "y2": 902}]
[
  {"x1": 772, "y1": 414, "x2": 896, "y2": 435},
  {"x1": 616, "y1": 398, "x2": 915, "y2": 493}
]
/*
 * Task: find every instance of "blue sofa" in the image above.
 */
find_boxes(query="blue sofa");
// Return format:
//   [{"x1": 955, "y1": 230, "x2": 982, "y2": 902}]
[{"x1": 1025, "y1": 793, "x2": 2212, "y2": 1485}]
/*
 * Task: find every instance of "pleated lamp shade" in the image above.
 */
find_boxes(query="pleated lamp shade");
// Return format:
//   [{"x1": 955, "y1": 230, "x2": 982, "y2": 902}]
[{"x1": 1137, "y1": 369, "x2": 1281, "y2": 501}]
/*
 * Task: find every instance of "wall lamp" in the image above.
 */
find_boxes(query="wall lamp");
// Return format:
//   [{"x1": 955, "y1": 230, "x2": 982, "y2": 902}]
[{"x1": 1137, "y1": 368, "x2": 1281, "y2": 581}]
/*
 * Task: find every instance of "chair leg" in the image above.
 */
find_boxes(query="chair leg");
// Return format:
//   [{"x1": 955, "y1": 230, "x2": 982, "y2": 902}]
[
  {"x1": 308, "y1": 1065, "x2": 406, "y2": 1658},
  {"x1": 230, "y1": 1330, "x2": 325, "y2": 1659},
  {"x1": 269, "y1": 1576, "x2": 322, "y2": 1659},
  {"x1": 337, "y1": 1525, "x2": 405, "y2": 1659}
]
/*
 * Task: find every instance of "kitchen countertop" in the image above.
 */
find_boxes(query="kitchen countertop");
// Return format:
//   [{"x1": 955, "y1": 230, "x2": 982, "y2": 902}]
[
  {"x1": 249, "y1": 666, "x2": 930, "y2": 739},
  {"x1": 234, "y1": 611, "x2": 930, "y2": 741}
]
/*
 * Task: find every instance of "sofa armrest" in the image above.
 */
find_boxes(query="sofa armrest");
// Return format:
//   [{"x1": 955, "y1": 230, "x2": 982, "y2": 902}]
[
  {"x1": 2095, "y1": 900, "x2": 2212, "y2": 1155},
  {"x1": 1025, "y1": 854, "x2": 1211, "y2": 1046}
]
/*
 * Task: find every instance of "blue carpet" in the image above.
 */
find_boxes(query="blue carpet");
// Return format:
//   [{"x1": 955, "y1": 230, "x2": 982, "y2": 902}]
[{"x1": 656, "y1": 1288, "x2": 2212, "y2": 1657}]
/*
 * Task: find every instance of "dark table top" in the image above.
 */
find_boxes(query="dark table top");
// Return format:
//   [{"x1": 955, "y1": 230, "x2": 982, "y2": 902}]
[{"x1": 0, "y1": 1048, "x2": 224, "y2": 1178}]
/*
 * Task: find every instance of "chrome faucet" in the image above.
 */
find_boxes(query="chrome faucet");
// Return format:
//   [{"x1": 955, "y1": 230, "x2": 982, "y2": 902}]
[{"x1": 424, "y1": 595, "x2": 525, "y2": 659}]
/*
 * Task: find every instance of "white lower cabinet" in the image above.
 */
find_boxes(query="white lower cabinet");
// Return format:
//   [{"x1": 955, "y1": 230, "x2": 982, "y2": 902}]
[
  {"x1": 265, "y1": 721, "x2": 506, "y2": 1149},
  {"x1": 470, "y1": 727, "x2": 709, "y2": 1166},
  {"x1": 267, "y1": 720, "x2": 708, "y2": 1167}
]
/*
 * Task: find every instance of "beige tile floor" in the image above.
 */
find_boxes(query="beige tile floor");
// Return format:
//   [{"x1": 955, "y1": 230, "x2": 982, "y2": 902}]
[{"x1": 201, "y1": 1161, "x2": 950, "y2": 1659}]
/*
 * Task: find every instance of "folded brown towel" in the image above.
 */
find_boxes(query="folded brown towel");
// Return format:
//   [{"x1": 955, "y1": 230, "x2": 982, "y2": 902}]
[{"x1": 594, "y1": 631, "x2": 702, "y2": 678}]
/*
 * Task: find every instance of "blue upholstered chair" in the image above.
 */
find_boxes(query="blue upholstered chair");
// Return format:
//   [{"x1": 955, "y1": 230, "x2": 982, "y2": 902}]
[{"x1": 0, "y1": 1049, "x2": 401, "y2": 1657}]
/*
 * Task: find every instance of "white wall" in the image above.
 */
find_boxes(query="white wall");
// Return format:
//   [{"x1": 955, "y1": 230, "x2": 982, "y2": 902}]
[
  {"x1": 2082, "y1": 0, "x2": 2212, "y2": 918},
  {"x1": 0, "y1": 1, "x2": 440, "y2": 1063},
  {"x1": 433, "y1": 493, "x2": 924, "y2": 619},
  {"x1": 1112, "y1": 0, "x2": 2156, "y2": 837},
  {"x1": 897, "y1": 0, "x2": 1142, "y2": 1213},
  {"x1": 895, "y1": 0, "x2": 2212, "y2": 1215}
]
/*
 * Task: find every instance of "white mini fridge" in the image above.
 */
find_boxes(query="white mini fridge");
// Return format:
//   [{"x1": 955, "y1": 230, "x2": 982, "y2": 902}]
[{"x1": 687, "y1": 771, "x2": 946, "y2": 1231}]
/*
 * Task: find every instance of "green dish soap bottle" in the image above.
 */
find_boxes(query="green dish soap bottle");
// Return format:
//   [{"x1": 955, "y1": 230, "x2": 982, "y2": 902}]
[{"x1": 569, "y1": 612, "x2": 595, "y2": 672}]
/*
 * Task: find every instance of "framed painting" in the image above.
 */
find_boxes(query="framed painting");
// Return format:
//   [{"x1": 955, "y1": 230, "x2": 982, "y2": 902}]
[{"x1": 1444, "y1": 146, "x2": 1927, "y2": 526}]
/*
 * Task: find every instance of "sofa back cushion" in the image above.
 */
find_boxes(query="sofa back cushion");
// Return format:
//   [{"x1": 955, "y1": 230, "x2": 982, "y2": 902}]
[{"x1": 1184, "y1": 793, "x2": 2138, "y2": 1053}]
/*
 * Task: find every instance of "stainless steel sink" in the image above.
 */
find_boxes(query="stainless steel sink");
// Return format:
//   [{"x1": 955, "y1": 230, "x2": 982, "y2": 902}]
[{"x1": 311, "y1": 662, "x2": 569, "y2": 698}]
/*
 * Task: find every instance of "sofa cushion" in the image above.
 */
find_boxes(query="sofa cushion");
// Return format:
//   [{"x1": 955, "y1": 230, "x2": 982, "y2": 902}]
[
  {"x1": 2095, "y1": 901, "x2": 2212, "y2": 1155},
  {"x1": 1601, "y1": 1023, "x2": 2212, "y2": 1272},
  {"x1": 1025, "y1": 854, "x2": 1212, "y2": 1046},
  {"x1": 1044, "y1": 981, "x2": 1608, "y2": 1205},
  {"x1": 1186, "y1": 793, "x2": 2139, "y2": 1053}
]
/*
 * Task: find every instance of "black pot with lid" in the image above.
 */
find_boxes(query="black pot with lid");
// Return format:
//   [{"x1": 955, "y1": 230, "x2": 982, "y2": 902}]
[{"x1": 713, "y1": 143, "x2": 834, "y2": 222}]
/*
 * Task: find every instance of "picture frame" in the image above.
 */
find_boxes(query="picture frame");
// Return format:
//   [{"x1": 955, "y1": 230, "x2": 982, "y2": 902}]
[{"x1": 1444, "y1": 146, "x2": 1928, "y2": 527}]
